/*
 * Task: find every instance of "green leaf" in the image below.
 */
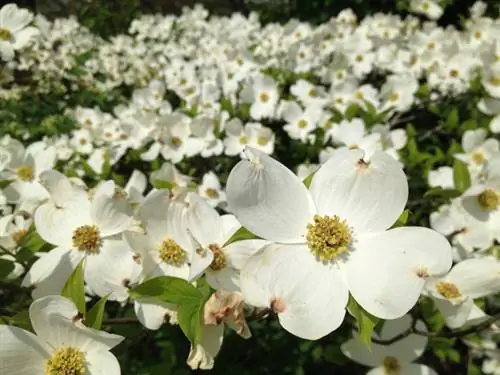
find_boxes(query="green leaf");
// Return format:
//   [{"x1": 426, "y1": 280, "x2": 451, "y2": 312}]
[
  {"x1": 153, "y1": 179, "x2": 177, "y2": 190},
  {"x1": 0, "y1": 258, "x2": 15, "y2": 280},
  {"x1": 61, "y1": 259, "x2": 86, "y2": 316},
  {"x1": 224, "y1": 226, "x2": 258, "y2": 246},
  {"x1": 0, "y1": 180, "x2": 12, "y2": 189},
  {"x1": 131, "y1": 276, "x2": 210, "y2": 344},
  {"x1": 177, "y1": 298, "x2": 206, "y2": 345},
  {"x1": 19, "y1": 230, "x2": 47, "y2": 254},
  {"x1": 445, "y1": 108, "x2": 459, "y2": 128},
  {"x1": 85, "y1": 295, "x2": 109, "y2": 330},
  {"x1": 344, "y1": 104, "x2": 360, "y2": 120},
  {"x1": 130, "y1": 276, "x2": 202, "y2": 305},
  {"x1": 347, "y1": 295, "x2": 379, "y2": 348},
  {"x1": 424, "y1": 187, "x2": 462, "y2": 199},
  {"x1": 9, "y1": 310, "x2": 33, "y2": 332},
  {"x1": 302, "y1": 173, "x2": 314, "y2": 188},
  {"x1": 453, "y1": 159, "x2": 471, "y2": 193},
  {"x1": 391, "y1": 209, "x2": 410, "y2": 228}
]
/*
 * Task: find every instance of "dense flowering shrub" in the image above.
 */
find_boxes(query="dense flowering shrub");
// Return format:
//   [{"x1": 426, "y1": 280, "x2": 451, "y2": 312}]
[{"x1": 0, "y1": 1, "x2": 499, "y2": 374}]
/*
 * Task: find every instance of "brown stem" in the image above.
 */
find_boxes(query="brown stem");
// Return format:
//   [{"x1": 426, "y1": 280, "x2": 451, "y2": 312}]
[
  {"x1": 372, "y1": 311, "x2": 500, "y2": 346},
  {"x1": 102, "y1": 317, "x2": 140, "y2": 325}
]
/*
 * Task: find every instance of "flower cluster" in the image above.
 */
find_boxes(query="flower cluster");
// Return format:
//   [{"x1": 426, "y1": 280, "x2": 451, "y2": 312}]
[{"x1": 0, "y1": 1, "x2": 500, "y2": 374}]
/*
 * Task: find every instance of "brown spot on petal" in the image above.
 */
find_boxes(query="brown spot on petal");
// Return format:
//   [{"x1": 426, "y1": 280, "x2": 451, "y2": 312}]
[
  {"x1": 416, "y1": 266, "x2": 429, "y2": 279},
  {"x1": 356, "y1": 159, "x2": 369, "y2": 169},
  {"x1": 72, "y1": 313, "x2": 84, "y2": 323},
  {"x1": 271, "y1": 298, "x2": 286, "y2": 314},
  {"x1": 132, "y1": 253, "x2": 142, "y2": 264}
]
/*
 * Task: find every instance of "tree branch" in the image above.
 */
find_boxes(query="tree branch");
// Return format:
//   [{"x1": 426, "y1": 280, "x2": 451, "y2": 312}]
[
  {"x1": 372, "y1": 311, "x2": 500, "y2": 346},
  {"x1": 102, "y1": 317, "x2": 140, "y2": 325}
]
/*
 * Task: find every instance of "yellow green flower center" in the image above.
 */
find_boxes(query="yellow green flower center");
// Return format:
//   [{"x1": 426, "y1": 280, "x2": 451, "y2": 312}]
[
  {"x1": 45, "y1": 346, "x2": 86, "y2": 375},
  {"x1": 159, "y1": 238, "x2": 187, "y2": 266},
  {"x1": 257, "y1": 136, "x2": 269, "y2": 146},
  {"x1": 477, "y1": 189, "x2": 499, "y2": 211},
  {"x1": 259, "y1": 92, "x2": 270, "y2": 103},
  {"x1": 239, "y1": 135, "x2": 248, "y2": 144},
  {"x1": 0, "y1": 28, "x2": 12, "y2": 41},
  {"x1": 436, "y1": 281, "x2": 461, "y2": 299},
  {"x1": 298, "y1": 119, "x2": 308, "y2": 129},
  {"x1": 16, "y1": 165, "x2": 34, "y2": 181},
  {"x1": 388, "y1": 92, "x2": 399, "y2": 102},
  {"x1": 205, "y1": 188, "x2": 219, "y2": 199},
  {"x1": 209, "y1": 244, "x2": 227, "y2": 271},
  {"x1": 382, "y1": 356, "x2": 401, "y2": 375},
  {"x1": 171, "y1": 136, "x2": 182, "y2": 147},
  {"x1": 306, "y1": 215, "x2": 352, "y2": 261},
  {"x1": 308, "y1": 88, "x2": 318, "y2": 97},
  {"x1": 72, "y1": 225, "x2": 102, "y2": 254},
  {"x1": 490, "y1": 76, "x2": 500, "y2": 87},
  {"x1": 471, "y1": 151, "x2": 485, "y2": 165}
]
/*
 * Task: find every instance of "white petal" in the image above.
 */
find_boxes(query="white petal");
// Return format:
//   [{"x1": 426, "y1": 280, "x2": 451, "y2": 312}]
[
  {"x1": 342, "y1": 315, "x2": 428, "y2": 366},
  {"x1": 377, "y1": 316, "x2": 428, "y2": 362},
  {"x1": 226, "y1": 147, "x2": 315, "y2": 243},
  {"x1": 22, "y1": 247, "x2": 83, "y2": 299},
  {"x1": 31, "y1": 146, "x2": 56, "y2": 175},
  {"x1": 185, "y1": 192, "x2": 223, "y2": 246},
  {"x1": 30, "y1": 295, "x2": 124, "y2": 351},
  {"x1": 434, "y1": 297, "x2": 474, "y2": 329},
  {"x1": 341, "y1": 337, "x2": 384, "y2": 367},
  {"x1": 34, "y1": 202, "x2": 89, "y2": 247},
  {"x1": 12, "y1": 26, "x2": 38, "y2": 50},
  {"x1": 139, "y1": 190, "x2": 170, "y2": 245},
  {"x1": 188, "y1": 249, "x2": 214, "y2": 282},
  {"x1": 462, "y1": 129, "x2": 486, "y2": 152},
  {"x1": 0, "y1": 326, "x2": 49, "y2": 375},
  {"x1": 219, "y1": 214, "x2": 241, "y2": 244},
  {"x1": 346, "y1": 227, "x2": 452, "y2": 319},
  {"x1": 124, "y1": 170, "x2": 147, "y2": 195},
  {"x1": 399, "y1": 363, "x2": 438, "y2": 375},
  {"x1": 167, "y1": 200, "x2": 196, "y2": 255},
  {"x1": 224, "y1": 239, "x2": 270, "y2": 270},
  {"x1": 490, "y1": 114, "x2": 500, "y2": 133},
  {"x1": 134, "y1": 299, "x2": 173, "y2": 330},
  {"x1": 206, "y1": 267, "x2": 240, "y2": 292},
  {"x1": 38, "y1": 170, "x2": 88, "y2": 210},
  {"x1": 84, "y1": 240, "x2": 141, "y2": 302},
  {"x1": 0, "y1": 4, "x2": 33, "y2": 32},
  {"x1": 91, "y1": 181, "x2": 133, "y2": 237},
  {"x1": 85, "y1": 350, "x2": 121, "y2": 375},
  {"x1": 187, "y1": 324, "x2": 224, "y2": 370},
  {"x1": 240, "y1": 243, "x2": 348, "y2": 340},
  {"x1": 0, "y1": 41, "x2": 14, "y2": 61},
  {"x1": 448, "y1": 258, "x2": 500, "y2": 298},
  {"x1": 310, "y1": 149, "x2": 408, "y2": 234}
]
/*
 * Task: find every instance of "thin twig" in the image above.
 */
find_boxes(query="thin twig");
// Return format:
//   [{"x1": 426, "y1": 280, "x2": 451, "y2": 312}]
[
  {"x1": 102, "y1": 317, "x2": 140, "y2": 325},
  {"x1": 372, "y1": 311, "x2": 500, "y2": 346}
]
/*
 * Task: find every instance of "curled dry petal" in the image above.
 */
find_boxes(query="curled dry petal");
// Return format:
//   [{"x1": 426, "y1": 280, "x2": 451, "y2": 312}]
[{"x1": 203, "y1": 290, "x2": 251, "y2": 339}]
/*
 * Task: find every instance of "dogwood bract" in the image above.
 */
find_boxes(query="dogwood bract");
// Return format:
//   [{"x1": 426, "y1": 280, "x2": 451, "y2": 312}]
[
  {"x1": 0, "y1": 295, "x2": 124, "y2": 375},
  {"x1": 227, "y1": 147, "x2": 452, "y2": 339}
]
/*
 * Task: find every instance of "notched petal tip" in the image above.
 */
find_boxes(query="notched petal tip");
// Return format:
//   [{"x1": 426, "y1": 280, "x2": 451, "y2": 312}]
[{"x1": 242, "y1": 146, "x2": 264, "y2": 170}]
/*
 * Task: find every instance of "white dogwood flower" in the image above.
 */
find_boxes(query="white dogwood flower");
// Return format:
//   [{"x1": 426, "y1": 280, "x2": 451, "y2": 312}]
[
  {"x1": 0, "y1": 3, "x2": 38, "y2": 61},
  {"x1": 342, "y1": 315, "x2": 437, "y2": 375},
  {"x1": 0, "y1": 295, "x2": 124, "y2": 375},
  {"x1": 227, "y1": 147, "x2": 452, "y2": 339}
]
